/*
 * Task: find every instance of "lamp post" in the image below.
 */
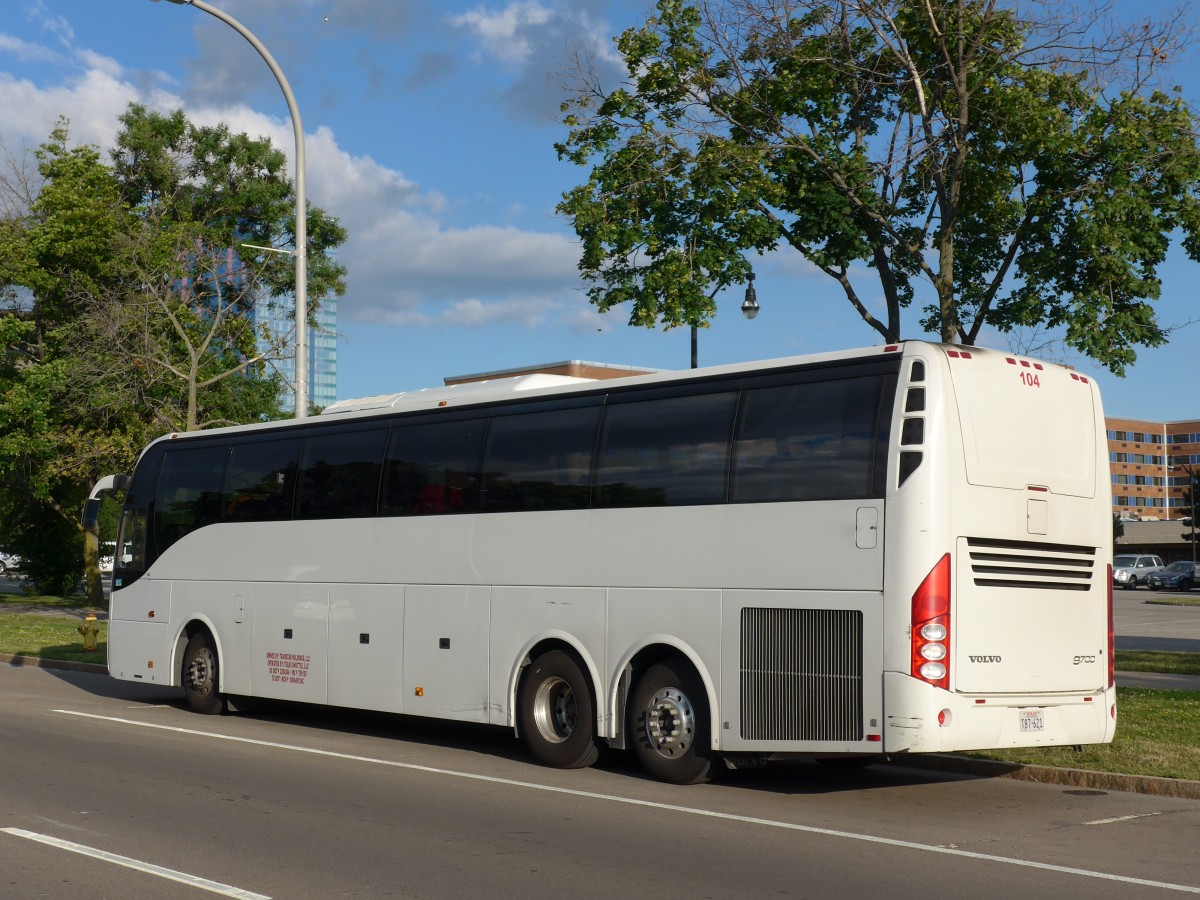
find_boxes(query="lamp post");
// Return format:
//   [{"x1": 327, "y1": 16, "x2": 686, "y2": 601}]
[
  {"x1": 689, "y1": 273, "x2": 760, "y2": 369},
  {"x1": 150, "y1": 0, "x2": 308, "y2": 419}
]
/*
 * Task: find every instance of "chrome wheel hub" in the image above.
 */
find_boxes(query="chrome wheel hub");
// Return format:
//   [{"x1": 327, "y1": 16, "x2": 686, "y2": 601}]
[
  {"x1": 644, "y1": 687, "x2": 695, "y2": 758},
  {"x1": 532, "y1": 676, "x2": 576, "y2": 744}
]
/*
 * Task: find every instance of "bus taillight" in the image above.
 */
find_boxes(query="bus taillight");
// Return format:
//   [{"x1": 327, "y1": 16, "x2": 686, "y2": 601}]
[
  {"x1": 912, "y1": 553, "x2": 951, "y2": 690},
  {"x1": 1107, "y1": 564, "x2": 1115, "y2": 689}
]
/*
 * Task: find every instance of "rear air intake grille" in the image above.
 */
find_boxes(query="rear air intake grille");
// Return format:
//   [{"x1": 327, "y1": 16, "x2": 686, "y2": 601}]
[
  {"x1": 965, "y1": 537, "x2": 1096, "y2": 591},
  {"x1": 739, "y1": 608, "x2": 863, "y2": 741}
]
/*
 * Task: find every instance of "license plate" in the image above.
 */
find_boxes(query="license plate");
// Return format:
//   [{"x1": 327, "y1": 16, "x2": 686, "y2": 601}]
[{"x1": 1019, "y1": 709, "x2": 1045, "y2": 733}]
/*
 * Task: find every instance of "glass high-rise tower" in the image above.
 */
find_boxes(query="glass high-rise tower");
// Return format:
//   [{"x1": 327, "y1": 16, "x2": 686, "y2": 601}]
[{"x1": 258, "y1": 294, "x2": 338, "y2": 414}]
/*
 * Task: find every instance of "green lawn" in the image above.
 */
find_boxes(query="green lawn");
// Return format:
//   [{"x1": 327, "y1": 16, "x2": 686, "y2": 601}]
[
  {"x1": 1142, "y1": 594, "x2": 1200, "y2": 607},
  {"x1": 1116, "y1": 649, "x2": 1200, "y2": 677},
  {"x1": 0, "y1": 611, "x2": 106, "y2": 665}
]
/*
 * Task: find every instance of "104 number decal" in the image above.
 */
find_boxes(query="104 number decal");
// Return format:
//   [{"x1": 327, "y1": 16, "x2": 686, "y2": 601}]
[{"x1": 1020, "y1": 371, "x2": 1041, "y2": 388}]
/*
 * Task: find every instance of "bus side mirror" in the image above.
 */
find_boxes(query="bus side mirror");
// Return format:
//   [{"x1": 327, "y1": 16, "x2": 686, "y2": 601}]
[{"x1": 81, "y1": 473, "x2": 132, "y2": 527}]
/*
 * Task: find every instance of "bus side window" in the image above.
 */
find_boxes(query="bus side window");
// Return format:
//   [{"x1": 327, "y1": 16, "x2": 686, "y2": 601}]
[
  {"x1": 481, "y1": 406, "x2": 600, "y2": 512},
  {"x1": 295, "y1": 429, "x2": 387, "y2": 519},
  {"x1": 594, "y1": 392, "x2": 737, "y2": 507},
  {"x1": 155, "y1": 445, "x2": 230, "y2": 555},
  {"x1": 731, "y1": 376, "x2": 886, "y2": 502},
  {"x1": 221, "y1": 439, "x2": 302, "y2": 523},
  {"x1": 381, "y1": 419, "x2": 484, "y2": 516}
]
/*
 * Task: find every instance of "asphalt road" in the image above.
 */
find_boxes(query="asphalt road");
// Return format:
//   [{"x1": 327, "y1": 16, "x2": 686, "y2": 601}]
[
  {"x1": 3, "y1": 666, "x2": 1200, "y2": 899},
  {"x1": 1114, "y1": 589, "x2": 1200, "y2": 653}
]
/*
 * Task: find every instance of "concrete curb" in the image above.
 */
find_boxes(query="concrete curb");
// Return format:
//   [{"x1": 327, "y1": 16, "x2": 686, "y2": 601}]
[
  {"x1": 1, "y1": 652, "x2": 107, "y2": 675},
  {"x1": 7, "y1": 652, "x2": 1200, "y2": 799},
  {"x1": 889, "y1": 754, "x2": 1200, "y2": 799}
]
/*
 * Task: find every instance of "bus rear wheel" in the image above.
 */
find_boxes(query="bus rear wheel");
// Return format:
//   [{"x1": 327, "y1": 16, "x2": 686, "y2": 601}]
[
  {"x1": 630, "y1": 659, "x2": 717, "y2": 785},
  {"x1": 182, "y1": 632, "x2": 224, "y2": 715},
  {"x1": 518, "y1": 650, "x2": 603, "y2": 769}
]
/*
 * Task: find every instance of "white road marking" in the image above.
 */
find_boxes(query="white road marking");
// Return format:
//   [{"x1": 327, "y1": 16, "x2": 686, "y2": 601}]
[
  {"x1": 1085, "y1": 812, "x2": 1165, "y2": 826},
  {"x1": 2, "y1": 827, "x2": 269, "y2": 899},
  {"x1": 54, "y1": 708, "x2": 1200, "y2": 895}
]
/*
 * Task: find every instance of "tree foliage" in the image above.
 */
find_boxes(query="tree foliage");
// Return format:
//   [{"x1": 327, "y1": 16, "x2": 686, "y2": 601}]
[
  {"x1": 557, "y1": 0, "x2": 1200, "y2": 372},
  {"x1": 0, "y1": 105, "x2": 347, "y2": 596}
]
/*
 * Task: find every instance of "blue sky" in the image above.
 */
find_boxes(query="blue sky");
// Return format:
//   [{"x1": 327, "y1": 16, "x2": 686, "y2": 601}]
[{"x1": 1, "y1": 0, "x2": 1198, "y2": 420}]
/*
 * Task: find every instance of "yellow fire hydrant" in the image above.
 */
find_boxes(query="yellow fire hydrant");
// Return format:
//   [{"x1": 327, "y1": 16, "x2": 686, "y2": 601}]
[{"x1": 77, "y1": 614, "x2": 100, "y2": 652}]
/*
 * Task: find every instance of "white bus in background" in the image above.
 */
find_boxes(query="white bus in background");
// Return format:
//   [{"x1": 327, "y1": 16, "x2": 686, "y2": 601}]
[{"x1": 89, "y1": 342, "x2": 1116, "y2": 784}]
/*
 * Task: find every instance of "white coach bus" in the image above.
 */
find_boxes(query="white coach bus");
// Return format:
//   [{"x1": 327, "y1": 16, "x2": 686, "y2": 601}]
[{"x1": 89, "y1": 342, "x2": 1116, "y2": 783}]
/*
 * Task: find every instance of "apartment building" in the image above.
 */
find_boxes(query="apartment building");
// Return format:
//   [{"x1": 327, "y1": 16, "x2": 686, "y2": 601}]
[{"x1": 1108, "y1": 417, "x2": 1200, "y2": 521}]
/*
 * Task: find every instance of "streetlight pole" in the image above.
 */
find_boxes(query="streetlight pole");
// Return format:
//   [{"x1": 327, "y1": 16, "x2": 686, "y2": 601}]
[
  {"x1": 688, "y1": 273, "x2": 760, "y2": 369},
  {"x1": 150, "y1": 0, "x2": 308, "y2": 419}
]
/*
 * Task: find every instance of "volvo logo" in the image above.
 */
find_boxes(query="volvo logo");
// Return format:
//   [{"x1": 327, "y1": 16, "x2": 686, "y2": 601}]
[{"x1": 968, "y1": 655, "x2": 1002, "y2": 663}]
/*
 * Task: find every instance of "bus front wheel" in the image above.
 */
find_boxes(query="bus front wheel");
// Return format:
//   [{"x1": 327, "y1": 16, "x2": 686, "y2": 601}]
[
  {"x1": 182, "y1": 632, "x2": 224, "y2": 715},
  {"x1": 630, "y1": 659, "x2": 717, "y2": 785},
  {"x1": 518, "y1": 650, "x2": 603, "y2": 769}
]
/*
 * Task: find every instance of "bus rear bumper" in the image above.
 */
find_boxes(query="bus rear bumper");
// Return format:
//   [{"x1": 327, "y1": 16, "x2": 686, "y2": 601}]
[{"x1": 882, "y1": 672, "x2": 1117, "y2": 754}]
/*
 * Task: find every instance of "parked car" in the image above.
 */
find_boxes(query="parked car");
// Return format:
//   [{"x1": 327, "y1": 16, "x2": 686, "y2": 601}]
[
  {"x1": 1112, "y1": 553, "x2": 1165, "y2": 590},
  {"x1": 0, "y1": 552, "x2": 21, "y2": 576},
  {"x1": 1146, "y1": 560, "x2": 1200, "y2": 591}
]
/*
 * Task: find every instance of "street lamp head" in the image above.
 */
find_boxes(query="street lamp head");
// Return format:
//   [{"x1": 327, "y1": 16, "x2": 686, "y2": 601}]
[{"x1": 741, "y1": 273, "x2": 760, "y2": 321}]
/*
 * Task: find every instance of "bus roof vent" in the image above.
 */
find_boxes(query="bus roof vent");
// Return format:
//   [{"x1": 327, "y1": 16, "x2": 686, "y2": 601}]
[{"x1": 321, "y1": 374, "x2": 596, "y2": 415}]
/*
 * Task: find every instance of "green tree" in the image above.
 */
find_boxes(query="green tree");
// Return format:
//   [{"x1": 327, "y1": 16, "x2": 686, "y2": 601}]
[
  {"x1": 96, "y1": 105, "x2": 348, "y2": 432},
  {"x1": 0, "y1": 107, "x2": 348, "y2": 599},
  {"x1": 557, "y1": 0, "x2": 1200, "y2": 373},
  {"x1": 1176, "y1": 467, "x2": 1200, "y2": 554},
  {"x1": 0, "y1": 124, "x2": 140, "y2": 599}
]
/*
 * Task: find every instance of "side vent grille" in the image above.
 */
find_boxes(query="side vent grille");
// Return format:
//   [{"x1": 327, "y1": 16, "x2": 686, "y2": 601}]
[
  {"x1": 966, "y1": 538, "x2": 1096, "y2": 591},
  {"x1": 739, "y1": 608, "x2": 863, "y2": 741}
]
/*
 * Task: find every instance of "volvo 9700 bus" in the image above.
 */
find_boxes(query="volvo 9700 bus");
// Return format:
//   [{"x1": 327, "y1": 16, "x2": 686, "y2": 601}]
[{"x1": 90, "y1": 342, "x2": 1116, "y2": 783}]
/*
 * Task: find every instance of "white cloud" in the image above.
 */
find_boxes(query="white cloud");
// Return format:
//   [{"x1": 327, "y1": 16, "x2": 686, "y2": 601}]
[
  {"x1": 0, "y1": 33, "x2": 63, "y2": 64},
  {"x1": 0, "y1": 44, "x2": 586, "y2": 331},
  {"x1": 446, "y1": 1, "x2": 630, "y2": 122},
  {"x1": 0, "y1": 65, "x2": 140, "y2": 147},
  {"x1": 26, "y1": 0, "x2": 75, "y2": 46},
  {"x1": 452, "y1": 2, "x2": 555, "y2": 64}
]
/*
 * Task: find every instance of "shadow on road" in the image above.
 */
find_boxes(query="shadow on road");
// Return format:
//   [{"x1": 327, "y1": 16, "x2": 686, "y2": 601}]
[{"x1": 35, "y1": 666, "x2": 976, "y2": 796}]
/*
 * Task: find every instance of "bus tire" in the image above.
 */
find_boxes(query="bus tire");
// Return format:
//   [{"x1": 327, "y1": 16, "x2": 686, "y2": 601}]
[
  {"x1": 630, "y1": 659, "x2": 717, "y2": 785},
  {"x1": 182, "y1": 631, "x2": 224, "y2": 715},
  {"x1": 518, "y1": 650, "x2": 603, "y2": 769}
]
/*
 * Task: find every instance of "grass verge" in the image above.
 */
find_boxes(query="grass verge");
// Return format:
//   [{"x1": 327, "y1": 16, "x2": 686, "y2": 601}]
[
  {"x1": 0, "y1": 612, "x2": 106, "y2": 665},
  {"x1": 1141, "y1": 593, "x2": 1200, "y2": 607},
  {"x1": 1116, "y1": 649, "x2": 1200, "y2": 677},
  {"x1": 0, "y1": 592, "x2": 106, "y2": 666}
]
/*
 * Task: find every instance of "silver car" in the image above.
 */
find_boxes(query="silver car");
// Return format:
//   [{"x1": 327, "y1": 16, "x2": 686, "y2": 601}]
[{"x1": 1112, "y1": 553, "x2": 1165, "y2": 590}]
